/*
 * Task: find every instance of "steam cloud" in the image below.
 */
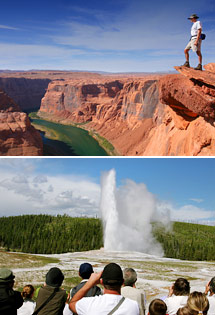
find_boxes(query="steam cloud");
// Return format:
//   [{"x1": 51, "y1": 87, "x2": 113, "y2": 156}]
[{"x1": 100, "y1": 169, "x2": 169, "y2": 256}]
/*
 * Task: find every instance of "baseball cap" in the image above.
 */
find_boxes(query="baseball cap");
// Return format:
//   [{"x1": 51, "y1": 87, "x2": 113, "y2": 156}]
[{"x1": 102, "y1": 263, "x2": 123, "y2": 285}]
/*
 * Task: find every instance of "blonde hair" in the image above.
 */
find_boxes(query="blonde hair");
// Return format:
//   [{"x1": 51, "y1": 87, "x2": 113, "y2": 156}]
[
  {"x1": 177, "y1": 306, "x2": 192, "y2": 315},
  {"x1": 21, "y1": 285, "x2": 35, "y2": 299},
  {"x1": 187, "y1": 292, "x2": 209, "y2": 315}
]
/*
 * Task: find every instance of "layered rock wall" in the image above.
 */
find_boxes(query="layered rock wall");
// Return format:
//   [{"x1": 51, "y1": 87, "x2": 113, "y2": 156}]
[
  {"x1": 0, "y1": 78, "x2": 51, "y2": 110},
  {"x1": 39, "y1": 79, "x2": 124, "y2": 123},
  {"x1": 0, "y1": 90, "x2": 43, "y2": 156}
]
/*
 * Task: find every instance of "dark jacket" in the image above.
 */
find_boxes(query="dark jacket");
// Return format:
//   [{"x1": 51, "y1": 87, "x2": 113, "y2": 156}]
[
  {"x1": 34, "y1": 285, "x2": 67, "y2": 315},
  {"x1": 71, "y1": 280, "x2": 101, "y2": 298},
  {"x1": 0, "y1": 283, "x2": 23, "y2": 315}
]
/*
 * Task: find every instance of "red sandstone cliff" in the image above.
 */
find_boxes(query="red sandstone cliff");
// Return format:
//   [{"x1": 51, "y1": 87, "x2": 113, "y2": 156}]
[
  {"x1": 0, "y1": 78, "x2": 51, "y2": 110},
  {"x1": 39, "y1": 79, "x2": 124, "y2": 123},
  {"x1": 38, "y1": 63, "x2": 215, "y2": 156},
  {"x1": 0, "y1": 90, "x2": 43, "y2": 156}
]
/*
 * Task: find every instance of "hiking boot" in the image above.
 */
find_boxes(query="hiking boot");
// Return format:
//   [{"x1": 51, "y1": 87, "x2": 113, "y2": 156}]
[
  {"x1": 183, "y1": 61, "x2": 190, "y2": 68},
  {"x1": 194, "y1": 64, "x2": 202, "y2": 71}
]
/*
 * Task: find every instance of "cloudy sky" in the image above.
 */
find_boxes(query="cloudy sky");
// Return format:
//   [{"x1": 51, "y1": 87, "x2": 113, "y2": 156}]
[
  {"x1": 0, "y1": 158, "x2": 214, "y2": 225},
  {"x1": 0, "y1": 0, "x2": 214, "y2": 72}
]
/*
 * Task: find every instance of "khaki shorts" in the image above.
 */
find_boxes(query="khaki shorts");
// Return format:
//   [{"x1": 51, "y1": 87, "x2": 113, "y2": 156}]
[{"x1": 185, "y1": 37, "x2": 202, "y2": 52}]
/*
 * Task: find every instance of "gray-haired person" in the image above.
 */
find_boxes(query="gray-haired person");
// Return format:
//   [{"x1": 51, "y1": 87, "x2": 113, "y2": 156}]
[
  {"x1": 183, "y1": 14, "x2": 203, "y2": 70},
  {"x1": 121, "y1": 268, "x2": 146, "y2": 315}
]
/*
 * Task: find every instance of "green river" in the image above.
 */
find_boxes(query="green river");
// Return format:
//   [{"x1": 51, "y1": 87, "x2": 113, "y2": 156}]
[{"x1": 29, "y1": 114, "x2": 110, "y2": 156}]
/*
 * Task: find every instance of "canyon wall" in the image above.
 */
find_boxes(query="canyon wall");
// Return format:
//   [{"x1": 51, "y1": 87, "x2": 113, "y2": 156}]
[
  {"x1": 0, "y1": 77, "x2": 51, "y2": 110},
  {"x1": 38, "y1": 63, "x2": 215, "y2": 156},
  {"x1": 0, "y1": 71, "x2": 103, "y2": 111},
  {"x1": 39, "y1": 79, "x2": 124, "y2": 123},
  {"x1": 0, "y1": 90, "x2": 43, "y2": 156}
]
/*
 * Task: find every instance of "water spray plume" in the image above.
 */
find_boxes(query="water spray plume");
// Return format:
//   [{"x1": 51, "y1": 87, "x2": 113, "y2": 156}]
[{"x1": 100, "y1": 169, "x2": 164, "y2": 256}]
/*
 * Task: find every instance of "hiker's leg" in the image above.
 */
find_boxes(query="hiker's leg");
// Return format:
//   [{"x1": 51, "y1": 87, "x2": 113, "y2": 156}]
[
  {"x1": 183, "y1": 41, "x2": 191, "y2": 66},
  {"x1": 184, "y1": 49, "x2": 190, "y2": 62},
  {"x1": 196, "y1": 50, "x2": 202, "y2": 64}
]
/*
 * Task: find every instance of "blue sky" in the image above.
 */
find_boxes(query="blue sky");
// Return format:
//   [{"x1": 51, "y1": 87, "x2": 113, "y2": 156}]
[
  {"x1": 0, "y1": 0, "x2": 214, "y2": 72},
  {"x1": 0, "y1": 158, "x2": 214, "y2": 224}
]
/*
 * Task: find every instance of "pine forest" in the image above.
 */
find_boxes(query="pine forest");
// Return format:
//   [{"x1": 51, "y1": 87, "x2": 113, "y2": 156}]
[{"x1": 0, "y1": 215, "x2": 214, "y2": 261}]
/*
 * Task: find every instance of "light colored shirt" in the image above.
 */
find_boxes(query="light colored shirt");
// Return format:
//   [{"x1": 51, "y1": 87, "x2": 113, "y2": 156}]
[
  {"x1": 17, "y1": 299, "x2": 36, "y2": 315},
  {"x1": 121, "y1": 286, "x2": 145, "y2": 315},
  {"x1": 63, "y1": 303, "x2": 73, "y2": 315},
  {"x1": 191, "y1": 21, "x2": 202, "y2": 36},
  {"x1": 76, "y1": 293, "x2": 140, "y2": 315},
  {"x1": 208, "y1": 295, "x2": 215, "y2": 315},
  {"x1": 165, "y1": 295, "x2": 188, "y2": 315}
]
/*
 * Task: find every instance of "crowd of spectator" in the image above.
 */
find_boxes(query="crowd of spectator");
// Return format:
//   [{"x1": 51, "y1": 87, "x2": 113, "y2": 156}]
[{"x1": 0, "y1": 263, "x2": 214, "y2": 315}]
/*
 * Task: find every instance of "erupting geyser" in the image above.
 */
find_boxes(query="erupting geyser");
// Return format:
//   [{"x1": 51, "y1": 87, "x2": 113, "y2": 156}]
[{"x1": 100, "y1": 169, "x2": 164, "y2": 256}]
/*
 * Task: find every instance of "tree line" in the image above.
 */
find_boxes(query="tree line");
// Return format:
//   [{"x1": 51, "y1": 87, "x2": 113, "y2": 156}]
[
  {"x1": 153, "y1": 221, "x2": 215, "y2": 261},
  {"x1": 0, "y1": 215, "x2": 103, "y2": 254},
  {"x1": 0, "y1": 215, "x2": 214, "y2": 261}
]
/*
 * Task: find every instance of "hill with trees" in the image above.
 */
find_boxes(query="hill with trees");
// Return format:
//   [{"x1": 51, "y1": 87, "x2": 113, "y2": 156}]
[
  {"x1": 0, "y1": 215, "x2": 103, "y2": 254},
  {"x1": 153, "y1": 221, "x2": 215, "y2": 261},
  {"x1": 0, "y1": 215, "x2": 214, "y2": 261}
]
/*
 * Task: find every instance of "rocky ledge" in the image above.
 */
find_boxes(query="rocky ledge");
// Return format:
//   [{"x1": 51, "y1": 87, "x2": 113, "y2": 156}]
[
  {"x1": 159, "y1": 64, "x2": 215, "y2": 120},
  {"x1": 38, "y1": 63, "x2": 215, "y2": 156},
  {"x1": 0, "y1": 90, "x2": 43, "y2": 156}
]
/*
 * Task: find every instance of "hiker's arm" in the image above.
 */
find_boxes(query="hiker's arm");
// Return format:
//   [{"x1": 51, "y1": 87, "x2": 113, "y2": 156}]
[
  {"x1": 195, "y1": 28, "x2": 202, "y2": 45},
  {"x1": 204, "y1": 281, "x2": 210, "y2": 295},
  {"x1": 69, "y1": 271, "x2": 102, "y2": 313}
]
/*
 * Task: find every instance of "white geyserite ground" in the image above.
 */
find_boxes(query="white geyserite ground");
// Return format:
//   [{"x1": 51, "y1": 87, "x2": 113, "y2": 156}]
[{"x1": 13, "y1": 248, "x2": 215, "y2": 309}]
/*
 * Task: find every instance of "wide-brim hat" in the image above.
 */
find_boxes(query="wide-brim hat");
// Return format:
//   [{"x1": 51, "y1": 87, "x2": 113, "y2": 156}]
[
  {"x1": 188, "y1": 14, "x2": 199, "y2": 20},
  {"x1": 102, "y1": 263, "x2": 123, "y2": 285},
  {"x1": 0, "y1": 268, "x2": 15, "y2": 283}
]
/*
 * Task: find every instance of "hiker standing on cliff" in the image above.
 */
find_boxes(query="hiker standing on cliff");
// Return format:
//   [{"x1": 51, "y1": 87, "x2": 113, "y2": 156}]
[{"x1": 183, "y1": 14, "x2": 203, "y2": 71}]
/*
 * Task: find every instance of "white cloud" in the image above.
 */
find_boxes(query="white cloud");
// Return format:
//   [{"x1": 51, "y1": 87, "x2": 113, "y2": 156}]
[
  {"x1": 0, "y1": 43, "x2": 84, "y2": 59},
  {"x1": 0, "y1": 158, "x2": 40, "y2": 173},
  {"x1": 33, "y1": 175, "x2": 48, "y2": 184},
  {"x1": 0, "y1": 175, "x2": 44, "y2": 202},
  {"x1": 0, "y1": 24, "x2": 19, "y2": 30},
  {"x1": 158, "y1": 201, "x2": 214, "y2": 223},
  {"x1": 0, "y1": 168, "x2": 100, "y2": 217},
  {"x1": 52, "y1": 20, "x2": 186, "y2": 52},
  {"x1": 47, "y1": 185, "x2": 54, "y2": 192},
  {"x1": 189, "y1": 198, "x2": 204, "y2": 203},
  {"x1": 51, "y1": 1, "x2": 203, "y2": 53}
]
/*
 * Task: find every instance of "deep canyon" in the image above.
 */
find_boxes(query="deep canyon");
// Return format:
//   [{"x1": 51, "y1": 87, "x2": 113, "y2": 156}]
[{"x1": 0, "y1": 65, "x2": 215, "y2": 156}]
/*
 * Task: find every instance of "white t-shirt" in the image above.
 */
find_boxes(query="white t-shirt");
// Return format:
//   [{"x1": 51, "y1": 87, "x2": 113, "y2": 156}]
[
  {"x1": 63, "y1": 303, "x2": 73, "y2": 315},
  {"x1": 208, "y1": 295, "x2": 215, "y2": 315},
  {"x1": 164, "y1": 295, "x2": 188, "y2": 315},
  {"x1": 17, "y1": 300, "x2": 36, "y2": 315},
  {"x1": 191, "y1": 21, "x2": 202, "y2": 36},
  {"x1": 76, "y1": 293, "x2": 140, "y2": 315}
]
